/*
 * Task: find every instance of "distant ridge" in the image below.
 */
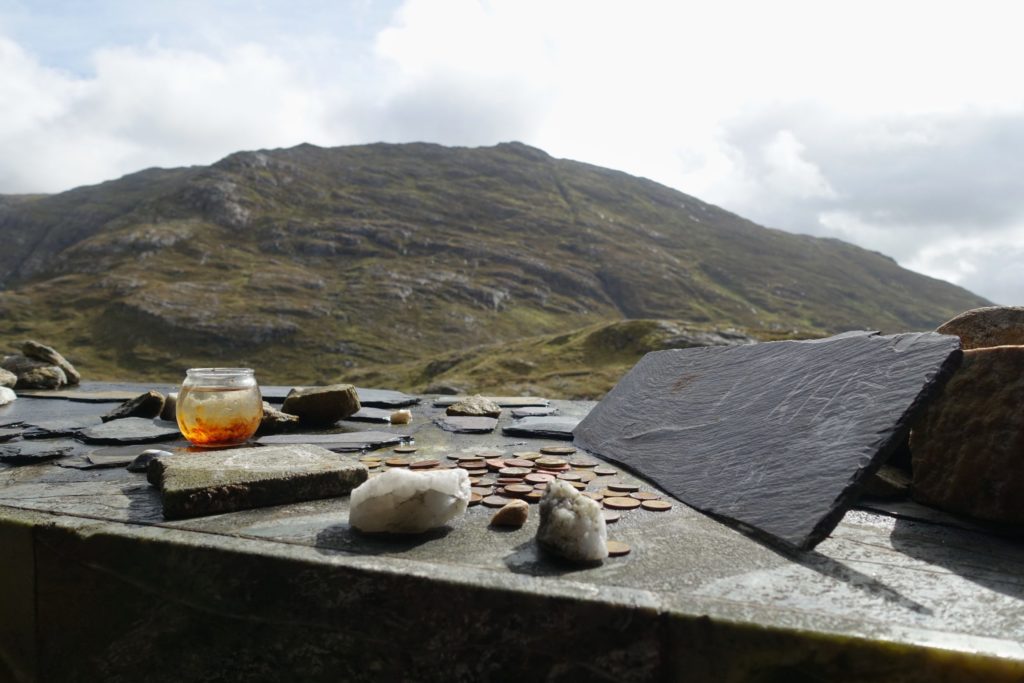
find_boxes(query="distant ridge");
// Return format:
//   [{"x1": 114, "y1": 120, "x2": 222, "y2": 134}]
[{"x1": 0, "y1": 141, "x2": 987, "y2": 387}]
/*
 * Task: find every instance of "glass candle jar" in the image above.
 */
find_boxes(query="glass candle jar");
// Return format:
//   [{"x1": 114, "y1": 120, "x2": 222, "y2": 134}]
[{"x1": 176, "y1": 368, "x2": 263, "y2": 447}]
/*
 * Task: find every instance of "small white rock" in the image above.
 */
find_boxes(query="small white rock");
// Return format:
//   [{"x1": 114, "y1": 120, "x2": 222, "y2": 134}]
[
  {"x1": 0, "y1": 387, "x2": 16, "y2": 406},
  {"x1": 389, "y1": 409, "x2": 412, "y2": 425},
  {"x1": 349, "y1": 467, "x2": 470, "y2": 534},
  {"x1": 536, "y1": 480, "x2": 608, "y2": 563}
]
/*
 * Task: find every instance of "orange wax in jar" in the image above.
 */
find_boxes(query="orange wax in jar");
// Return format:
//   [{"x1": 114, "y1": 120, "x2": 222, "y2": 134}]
[{"x1": 176, "y1": 368, "x2": 263, "y2": 447}]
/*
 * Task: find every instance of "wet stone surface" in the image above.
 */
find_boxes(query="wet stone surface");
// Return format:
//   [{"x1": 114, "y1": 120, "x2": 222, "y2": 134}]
[{"x1": 79, "y1": 417, "x2": 182, "y2": 445}]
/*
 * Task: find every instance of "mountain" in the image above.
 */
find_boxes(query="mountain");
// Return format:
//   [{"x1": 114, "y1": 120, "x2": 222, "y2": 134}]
[{"x1": 0, "y1": 141, "x2": 987, "y2": 387}]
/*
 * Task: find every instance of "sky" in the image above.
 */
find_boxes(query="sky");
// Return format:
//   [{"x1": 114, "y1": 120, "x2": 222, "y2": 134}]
[{"x1": 1, "y1": 0, "x2": 1022, "y2": 305}]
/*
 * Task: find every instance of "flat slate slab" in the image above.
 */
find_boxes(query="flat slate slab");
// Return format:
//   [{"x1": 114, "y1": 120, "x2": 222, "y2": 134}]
[
  {"x1": 502, "y1": 416, "x2": 579, "y2": 440},
  {"x1": 147, "y1": 444, "x2": 368, "y2": 520},
  {"x1": 433, "y1": 396, "x2": 550, "y2": 408},
  {"x1": 21, "y1": 417, "x2": 100, "y2": 439},
  {"x1": 434, "y1": 416, "x2": 498, "y2": 434},
  {"x1": 510, "y1": 406, "x2": 558, "y2": 418},
  {"x1": 346, "y1": 407, "x2": 396, "y2": 423},
  {"x1": 573, "y1": 332, "x2": 962, "y2": 550},
  {"x1": 255, "y1": 431, "x2": 408, "y2": 452},
  {"x1": 78, "y1": 417, "x2": 182, "y2": 445},
  {"x1": 0, "y1": 441, "x2": 74, "y2": 465},
  {"x1": 355, "y1": 388, "x2": 421, "y2": 408}
]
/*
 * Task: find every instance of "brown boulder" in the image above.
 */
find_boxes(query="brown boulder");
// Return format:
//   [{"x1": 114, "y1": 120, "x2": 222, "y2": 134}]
[
  {"x1": 102, "y1": 391, "x2": 166, "y2": 422},
  {"x1": 21, "y1": 340, "x2": 81, "y2": 385},
  {"x1": 257, "y1": 401, "x2": 301, "y2": 435},
  {"x1": 446, "y1": 395, "x2": 501, "y2": 418},
  {"x1": 910, "y1": 346, "x2": 1024, "y2": 524},
  {"x1": 937, "y1": 306, "x2": 1024, "y2": 349},
  {"x1": 281, "y1": 384, "x2": 361, "y2": 427},
  {"x1": 0, "y1": 355, "x2": 67, "y2": 390}
]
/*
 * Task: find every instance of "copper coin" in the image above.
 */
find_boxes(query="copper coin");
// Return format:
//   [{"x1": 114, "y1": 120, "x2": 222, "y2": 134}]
[
  {"x1": 576, "y1": 471, "x2": 597, "y2": 483},
  {"x1": 447, "y1": 453, "x2": 465, "y2": 460},
  {"x1": 602, "y1": 510, "x2": 620, "y2": 523},
  {"x1": 359, "y1": 455, "x2": 383, "y2": 463},
  {"x1": 503, "y1": 458, "x2": 535, "y2": 469},
  {"x1": 582, "y1": 491, "x2": 604, "y2": 502},
  {"x1": 540, "y1": 446, "x2": 576, "y2": 456},
  {"x1": 569, "y1": 459, "x2": 596, "y2": 468},
  {"x1": 469, "y1": 493, "x2": 483, "y2": 506},
  {"x1": 525, "y1": 472, "x2": 555, "y2": 484},
  {"x1": 569, "y1": 481, "x2": 588, "y2": 491},
  {"x1": 468, "y1": 477, "x2": 481, "y2": 485},
  {"x1": 597, "y1": 489, "x2": 621, "y2": 498},
  {"x1": 393, "y1": 445, "x2": 418, "y2": 454},
  {"x1": 607, "y1": 540, "x2": 631, "y2": 556},
  {"x1": 608, "y1": 482, "x2": 640, "y2": 493},
  {"x1": 533, "y1": 483, "x2": 548, "y2": 491},
  {"x1": 594, "y1": 466, "x2": 618, "y2": 476},
  {"x1": 535, "y1": 456, "x2": 568, "y2": 467},
  {"x1": 641, "y1": 500, "x2": 673, "y2": 512},
  {"x1": 513, "y1": 451, "x2": 542, "y2": 460},
  {"x1": 504, "y1": 484, "x2": 534, "y2": 496},
  {"x1": 630, "y1": 491, "x2": 660, "y2": 501},
  {"x1": 464, "y1": 468, "x2": 488, "y2": 477},
  {"x1": 385, "y1": 458, "x2": 410, "y2": 467},
  {"x1": 471, "y1": 486, "x2": 495, "y2": 496},
  {"x1": 497, "y1": 477, "x2": 523, "y2": 485},
  {"x1": 482, "y1": 495, "x2": 514, "y2": 508},
  {"x1": 437, "y1": 462, "x2": 458, "y2": 469},
  {"x1": 557, "y1": 472, "x2": 583, "y2": 481},
  {"x1": 477, "y1": 477, "x2": 497, "y2": 486},
  {"x1": 457, "y1": 459, "x2": 486, "y2": 469},
  {"x1": 484, "y1": 458, "x2": 506, "y2": 470},
  {"x1": 498, "y1": 467, "x2": 530, "y2": 477},
  {"x1": 604, "y1": 497, "x2": 641, "y2": 510},
  {"x1": 475, "y1": 448, "x2": 506, "y2": 458},
  {"x1": 409, "y1": 459, "x2": 439, "y2": 470},
  {"x1": 525, "y1": 491, "x2": 544, "y2": 503}
]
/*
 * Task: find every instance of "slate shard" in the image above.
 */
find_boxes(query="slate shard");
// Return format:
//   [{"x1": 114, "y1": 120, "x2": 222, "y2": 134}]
[
  {"x1": 501, "y1": 417, "x2": 580, "y2": 440},
  {"x1": 79, "y1": 417, "x2": 182, "y2": 445},
  {"x1": 435, "y1": 416, "x2": 498, "y2": 434},
  {"x1": 148, "y1": 444, "x2": 367, "y2": 520},
  {"x1": 355, "y1": 388, "x2": 421, "y2": 408},
  {"x1": 255, "y1": 431, "x2": 407, "y2": 452},
  {"x1": 0, "y1": 442, "x2": 74, "y2": 465},
  {"x1": 573, "y1": 331, "x2": 962, "y2": 550}
]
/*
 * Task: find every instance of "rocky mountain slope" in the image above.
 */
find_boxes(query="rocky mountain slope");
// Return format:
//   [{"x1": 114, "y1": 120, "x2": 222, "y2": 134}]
[{"x1": 0, "y1": 141, "x2": 988, "y2": 387}]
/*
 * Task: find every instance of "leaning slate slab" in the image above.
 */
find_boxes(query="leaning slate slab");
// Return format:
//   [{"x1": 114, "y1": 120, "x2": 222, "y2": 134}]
[
  {"x1": 255, "y1": 431, "x2": 407, "y2": 452},
  {"x1": 147, "y1": 444, "x2": 368, "y2": 520},
  {"x1": 356, "y1": 388, "x2": 421, "y2": 408},
  {"x1": 434, "y1": 416, "x2": 498, "y2": 434},
  {"x1": 79, "y1": 417, "x2": 182, "y2": 445},
  {"x1": 573, "y1": 332, "x2": 962, "y2": 550},
  {"x1": 433, "y1": 396, "x2": 549, "y2": 408},
  {"x1": 0, "y1": 442, "x2": 74, "y2": 465},
  {"x1": 345, "y1": 407, "x2": 396, "y2": 423},
  {"x1": 502, "y1": 417, "x2": 580, "y2": 440}
]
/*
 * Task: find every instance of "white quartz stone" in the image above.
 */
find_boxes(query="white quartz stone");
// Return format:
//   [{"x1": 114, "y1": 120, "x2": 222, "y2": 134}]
[
  {"x1": 536, "y1": 479, "x2": 608, "y2": 563},
  {"x1": 349, "y1": 467, "x2": 470, "y2": 533},
  {"x1": 0, "y1": 387, "x2": 16, "y2": 406}
]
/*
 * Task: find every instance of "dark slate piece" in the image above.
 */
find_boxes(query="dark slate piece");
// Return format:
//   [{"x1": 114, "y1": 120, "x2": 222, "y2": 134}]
[
  {"x1": 510, "y1": 406, "x2": 558, "y2": 419},
  {"x1": 255, "y1": 431, "x2": 408, "y2": 452},
  {"x1": 346, "y1": 407, "x2": 396, "y2": 423},
  {"x1": 502, "y1": 417, "x2": 580, "y2": 440},
  {"x1": 21, "y1": 417, "x2": 100, "y2": 439},
  {"x1": 434, "y1": 416, "x2": 498, "y2": 434},
  {"x1": 78, "y1": 418, "x2": 182, "y2": 445},
  {"x1": 433, "y1": 396, "x2": 549, "y2": 408},
  {"x1": 356, "y1": 388, "x2": 421, "y2": 408},
  {"x1": 573, "y1": 332, "x2": 962, "y2": 550},
  {"x1": 0, "y1": 427, "x2": 22, "y2": 442},
  {"x1": 0, "y1": 442, "x2": 73, "y2": 465}
]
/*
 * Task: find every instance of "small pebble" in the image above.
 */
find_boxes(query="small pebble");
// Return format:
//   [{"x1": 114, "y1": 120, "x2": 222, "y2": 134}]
[{"x1": 490, "y1": 499, "x2": 529, "y2": 527}]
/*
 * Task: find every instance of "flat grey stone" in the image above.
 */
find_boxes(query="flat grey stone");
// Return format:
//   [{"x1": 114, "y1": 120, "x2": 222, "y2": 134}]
[
  {"x1": 433, "y1": 396, "x2": 549, "y2": 408},
  {"x1": 356, "y1": 388, "x2": 421, "y2": 408},
  {"x1": 573, "y1": 331, "x2": 962, "y2": 550},
  {"x1": 0, "y1": 427, "x2": 22, "y2": 442},
  {"x1": 79, "y1": 417, "x2": 182, "y2": 445},
  {"x1": 255, "y1": 431, "x2": 407, "y2": 452},
  {"x1": 502, "y1": 417, "x2": 580, "y2": 440},
  {"x1": 21, "y1": 417, "x2": 100, "y2": 439},
  {"x1": 435, "y1": 416, "x2": 498, "y2": 434},
  {"x1": 510, "y1": 406, "x2": 558, "y2": 418},
  {"x1": 346, "y1": 407, "x2": 395, "y2": 423},
  {"x1": 147, "y1": 444, "x2": 368, "y2": 519},
  {"x1": 0, "y1": 442, "x2": 73, "y2": 465}
]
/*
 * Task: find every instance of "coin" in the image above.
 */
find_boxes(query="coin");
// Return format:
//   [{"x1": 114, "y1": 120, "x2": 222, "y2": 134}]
[
  {"x1": 604, "y1": 497, "x2": 641, "y2": 510},
  {"x1": 602, "y1": 510, "x2": 620, "y2": 523},
  {"x1": 359, "y1": 456, "x2": 383, "y2": 463},
  {"x1": 606, "y1": 540, "x2": 631, "y2": 556},
  {"x1": 482, "y1": 495, "x2": 514, "y2": 508},
  {"x1": 503, "y1": 458, "x2": 535, "y2": 469},
  {"x1": 464, "y1": 468, "x2": 488, "y2": 477},
  {"x1": 484, "y1": 458, "x2": 507, "y2": 470},
  {"x1": 525, "y1": 491, "x2": 544, "y2": 503},
  {"x1": 498, "y1": 467, "x2": 530, "y2": 478},
  {"x1": 569, "y1": 481, "x2": 588, "y2": 491},
  {"x1": 641, "y1": 500, "x2": 673, "y2": 512},
  {"x1": 597, "y1": 489, "x2": 621, "y2": 498},
  {"x1": 497, "y1": 477, "x2": 522, "y2": 485},
  {"x1": 533, "y1": 483, "x2": 548, "y2": 491},
  {"x1": 608, "y1": 482, "x2": 640, "y2": 493},
  {"x1": 540, "y1": 446, "x2": 576, "y2": 455},
  {"x1": 594, "y1": 466, "x2": 618, "y2": 476},
  {"x1": 475, "y1": 449, "x2": 506, "y2": 458},
  {"x1": 471, "y1": 486, "x2": 495, "y2": 496},
  {"x1": 582, "y1": 491, "x2": 604, "y2": 502},
  {"x1": 457, "y1": 459, "x2": 486, "y2": 469},
  {"x1": 385, "y1": 458, "x2": 409, "y2": 467},
  {"x1": 556, "y1": 472, "x2": 582, "y2": 481},
  {"x1": 535, "y1": 456, "x2": 568, "y2": 467},
  {"x1": 393, "y1": 445, "x2": 418, "y2": 454},
  {"x1": 630, "y1": 491, "x2": 660, "y2": 501},
  {"x1": 469, "y1": 493, "x2": 483, "y2": 506},
  {"x1": 409, "y1": 459, "x2": 439, "y2": 470},
  {"x1": 512, "y1": 451, "x2": 542, "y2": 460},
  {"x1": 504, "y1": 484, "x2": 534, "y2": 496},
  {"x1": 576, "y1": 471, "x2": 597, "y2": 483},
  {"x1": 524, "y1": 472, "x2": 555, "y2": 484},
  {"x1": 569, "y1": 459, "x2": 596, "y2": 468},
  {"x1": 477, "y1": 477, "x2": 496, "y2": 486}
]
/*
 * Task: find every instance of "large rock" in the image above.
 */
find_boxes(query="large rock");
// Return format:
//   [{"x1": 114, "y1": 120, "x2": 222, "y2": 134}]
[
  {"x1": 573, "y1": 331, "x2": 962, "y2": 550},
  {"x1": 281, "y1": 384, "x2": 360, "y2": 427},
  {"x1": 148, "y1": 444, "x2": 367, "y2": 520},
  {"x1": 0, "y1": 355, "x2": 67, "y2": 390},
  {"x1": 101, "y1": 391, "x2": 166, "y2": 423},
  {"x1": 446, "y1": 395, "x2": 501, "y2": 418},
  {"x1": 0, "y1": 368, "x2": 16, "y2": 389},
  {"x1": 256, "y1": 401, "x2": 300, "y2": 435},
  {"x1": 937, "y1": 306, "x2": 1024, "y2": 349},
  {"x1": 349, "y1": 468, "x2": 470, "y2": 534},
  {"x1": 911, "y1": 346, "x2": 1024, "y2": 524},
  {"x1": 21, "y1": 340, "x2": 81, "y2": 385}
]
